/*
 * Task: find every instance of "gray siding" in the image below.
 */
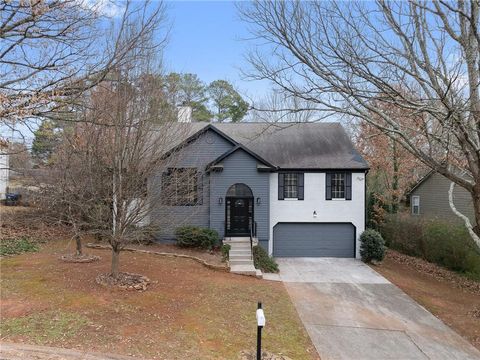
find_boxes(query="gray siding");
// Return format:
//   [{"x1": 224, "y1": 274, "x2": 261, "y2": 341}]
[
  {"x1": 209, "y1": 149, "x2": 270, "y2": 245},
  {"x1": 273, "y1": 223, "x2": 355, "y2": 257},
  {"x1": 411, "y1": 172, "x2": 474, "y2": 222},
  {"x1": 151, "y1": 129, "x2": 234, "y2": 240}
]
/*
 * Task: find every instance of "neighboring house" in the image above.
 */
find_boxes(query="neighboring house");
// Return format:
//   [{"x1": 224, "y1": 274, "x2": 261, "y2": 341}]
[
  {"x1": 408, "y1": 171, "x2": 474, "y2": 222},
  {"x1": 0, "y1": 141, "x2": 9, "y2": 200},
  {"x1": 151, "y1": 121, "x2": 369, "y2": 259}
]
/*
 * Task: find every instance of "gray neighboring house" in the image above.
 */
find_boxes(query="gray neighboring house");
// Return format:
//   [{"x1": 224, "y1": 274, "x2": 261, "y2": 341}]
[
  {"x1": 408, "y1": 171, "x2": 474, "y2": 222},
  {"x1": 150, "y1": 121, "x2": 369, "y2": 261}
]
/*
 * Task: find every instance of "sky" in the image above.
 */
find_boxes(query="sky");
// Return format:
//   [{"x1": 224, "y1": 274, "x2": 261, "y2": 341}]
[
  {"x1": 163, "y1": 1, "x2": 270, "y2": 100},
  {"x1": 1, "y1": 1, "x2": 270, "y2": 144}
]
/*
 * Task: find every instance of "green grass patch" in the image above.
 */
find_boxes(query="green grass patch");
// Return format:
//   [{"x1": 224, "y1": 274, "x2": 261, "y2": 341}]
[
  {"x1": 0, "y1": 237, "x2": 39, "y2": 256},
  {"x1": 0, "y1": 310, "x2": 89, "y2": 343}
]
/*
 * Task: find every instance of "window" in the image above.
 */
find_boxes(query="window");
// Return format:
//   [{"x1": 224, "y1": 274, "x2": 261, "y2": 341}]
[
  {"x1": 326, "y1": 172, "x2": 352, "y2": 200},
  {"x1": 162, "y1": 168, "x2": 199, "y2": 206},
  {"x1": 332, "y1": 173, "x2": 345, "y2": 199},
  {"x1": 278, "y1": 173, "x2": 304, "y2": 200},
  {"x1": 284, "y1": 173, "x2": 298, "y2": 198},
  {"x1": 412, "y1": 195, "x2": 420, "y2": 215}
]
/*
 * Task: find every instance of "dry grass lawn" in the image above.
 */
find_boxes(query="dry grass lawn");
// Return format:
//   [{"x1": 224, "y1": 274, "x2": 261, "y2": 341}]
[{"x1": 0, "y1": 240, "x2": 318, "y2": 359}]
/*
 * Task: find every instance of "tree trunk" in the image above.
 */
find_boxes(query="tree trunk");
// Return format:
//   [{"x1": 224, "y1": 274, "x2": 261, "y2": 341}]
[
  {"x1": 111, "y1": 247, "x2": 120, "y2": 278},
  {"x1": 449, "y1": 182, "x2": 480, "y2": 250},
  {"x1": 75, "y1": 235, "x2": 82, "y2": 256},
  {"x1": 472, "y1": 184, "x2": 480, "y2": 238},
  {"x1": 391, "y1": 140, "x2": 399, "y2": 214}
]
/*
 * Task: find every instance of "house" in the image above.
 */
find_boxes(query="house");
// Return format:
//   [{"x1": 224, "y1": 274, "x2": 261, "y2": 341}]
[
  {"x1": 408, "y1": 171, "x2": 474, "y2": 222},
  {"x1": 150, "y1": 121, "x2": 369, "y2": 266}
]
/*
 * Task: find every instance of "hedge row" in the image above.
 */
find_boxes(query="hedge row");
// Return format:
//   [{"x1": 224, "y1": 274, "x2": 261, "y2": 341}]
[{"x1": 380, "y1": 214, "x2": 480, "y2": 280}]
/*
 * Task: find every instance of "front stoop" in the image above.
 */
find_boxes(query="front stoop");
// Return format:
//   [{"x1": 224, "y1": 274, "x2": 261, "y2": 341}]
[{"x1": 224, "y1": 237, "x2": 262, "y2": 278}]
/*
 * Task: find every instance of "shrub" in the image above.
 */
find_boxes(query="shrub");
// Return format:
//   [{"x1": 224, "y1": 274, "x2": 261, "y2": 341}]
[
  {"x1": 380, "y1": 214, "x2": 480, "y2": 279},
  {"x1": 0, "y1": 237, "x2": 39, "y2": 256},
  {"x1": 360, "y1": 229, "x2": 386, "y2": 263},
  {"x1": 175, "y1": 226, "x2": 219, "y2": 249},
  {"x1": 221, "y1": 243, "x2": 231, "y2": 261},
  {"x1": 253, "y1": 245, "x2": 279, "y2": 273}
]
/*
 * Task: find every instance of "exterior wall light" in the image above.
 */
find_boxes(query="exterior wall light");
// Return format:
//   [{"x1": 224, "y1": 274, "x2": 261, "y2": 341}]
[
  {"x1": 256, "y1": 197, "x2": 261, "y2": 205},
  {"x1": 218, "y1": 197, "x2": 223, "y2": 205},
  {"x1": 313, "y1": 210, "x2": 317, "y2": 218}
]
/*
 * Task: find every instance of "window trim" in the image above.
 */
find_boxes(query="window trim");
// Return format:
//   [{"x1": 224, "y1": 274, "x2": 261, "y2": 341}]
[
  {"x1": 412, "y1": 195, "x2": 420, "y2": 215},
  {"x1": 283, "y1": 173, "x2": 298, "y2": 199},
  {"x1": 331, "y1": 172, "x2": 346, "y2": 199}
]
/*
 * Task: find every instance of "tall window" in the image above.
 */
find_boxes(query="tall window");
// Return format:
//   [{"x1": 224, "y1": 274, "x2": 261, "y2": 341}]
[
  {"x1": 326, "y1": 172, "x2": 352, "y2": 200},
  {"x1": 162, "y1": 168, "x2": 199, "y2": 206},
  {"x1": 278, "y1": 173, "x2": 304, "y2": 200},
  {"x1": 412, "y1": 195, "x2": 420, "y2": 215},
  {"x1": 284, "y1": 173, "x2": 298, "y2": 198},
  {"x1": 332, "y1": 172, "x2": 345, "y2": 199}
]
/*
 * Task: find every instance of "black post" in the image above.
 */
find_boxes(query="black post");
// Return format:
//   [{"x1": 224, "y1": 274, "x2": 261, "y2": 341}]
[{"x1": 257, "y1": 302, "x2": 262, "y2": 360}]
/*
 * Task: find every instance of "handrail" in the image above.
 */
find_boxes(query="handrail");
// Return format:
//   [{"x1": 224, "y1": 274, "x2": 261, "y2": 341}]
[
  {"x1": 250, "y1": 222, "x2": 254, "y2": 260},
  {"x1": 249, "y1": 221, "x2": 258, "y2": 260}
]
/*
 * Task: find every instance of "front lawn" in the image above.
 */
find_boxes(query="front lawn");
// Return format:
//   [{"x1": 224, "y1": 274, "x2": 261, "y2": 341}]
[
  {"x1": 0, "y1": 240, "x2": 317, "y2": 359},
  {"x1": 373, "y1": 250, "x2": 480, "y2": 351}
]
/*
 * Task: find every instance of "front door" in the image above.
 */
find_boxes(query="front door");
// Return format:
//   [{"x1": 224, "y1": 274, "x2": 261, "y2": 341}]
[{"x1": 226, "y1": 197, "x2": 252, "y2": 236}]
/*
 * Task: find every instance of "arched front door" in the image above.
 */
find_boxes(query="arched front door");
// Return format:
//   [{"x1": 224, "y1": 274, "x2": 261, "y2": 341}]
[{"x1": 225, "y1": 183, "x2": 253, "y2": 237}]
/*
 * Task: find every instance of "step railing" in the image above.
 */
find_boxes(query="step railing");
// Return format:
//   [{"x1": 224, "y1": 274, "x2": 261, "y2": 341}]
[{"x1": 249, "y1": 221, "x2": 257, "y2": 260}]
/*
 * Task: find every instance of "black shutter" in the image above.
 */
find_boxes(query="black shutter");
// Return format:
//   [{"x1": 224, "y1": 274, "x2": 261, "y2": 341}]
[
  {"x1": 345, "y1": 172, "x2": 352, "y2": 200},
  {"x1": 297, "y1": 173, "x2": 304, "y2": 200},
  {"x1": 326, "y1": 172, "x2": 332, "y2": 200},
  {"x1": 278, "y1": 173, "x2": 285, "y2": 200}
]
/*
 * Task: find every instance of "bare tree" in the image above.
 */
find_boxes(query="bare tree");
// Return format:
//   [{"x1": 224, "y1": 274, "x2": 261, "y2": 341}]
[
  {"x1": 1, "y1": 0, "x2": 168, "y2": 136},
  {"x1": 32, "y1": 1, "x2": 196, "y2": 278},
  {"x1": 239, "y1": 1, "x2": 480, "y2": 247},
  {"x1": 248, "y1": 91, "x2": 319, "y2": 123}
]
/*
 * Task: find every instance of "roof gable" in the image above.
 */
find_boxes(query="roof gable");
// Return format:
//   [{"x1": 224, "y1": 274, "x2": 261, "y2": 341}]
[
  {"x1": 206, "y1": 144, "x2": 276, "y2": 172},
  {"x1": 213, "y1": 123, "x2": 369, "y2": 170},
  {"x1": 160, "y1": 122, "x2": 369, "y2": 170}
]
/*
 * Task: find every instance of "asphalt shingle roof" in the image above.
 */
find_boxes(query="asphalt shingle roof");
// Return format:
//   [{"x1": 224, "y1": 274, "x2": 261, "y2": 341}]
[
  {"x1": 213, "y1": 122, "x2": 368, "y2": 170},
  {"x1": 163, "y1": 122, "x2": 369, "y2": 170}
]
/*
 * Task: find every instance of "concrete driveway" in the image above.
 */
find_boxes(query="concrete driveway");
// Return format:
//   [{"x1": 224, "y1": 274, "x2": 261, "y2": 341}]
[{"x1": 265, "y1": 258, "x2": 480, "y2": 360}]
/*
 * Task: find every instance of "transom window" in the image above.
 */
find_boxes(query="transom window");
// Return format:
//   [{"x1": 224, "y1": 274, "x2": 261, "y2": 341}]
[
  {"x1": 162, "y1": 168, "x2": 198, "y2": 206},
  {"x1": 284, "y1": 173, "x2": 298, "y2": 198},
  {"x1": 331, "y1": 172, "x2": 345, "y2": 199}
]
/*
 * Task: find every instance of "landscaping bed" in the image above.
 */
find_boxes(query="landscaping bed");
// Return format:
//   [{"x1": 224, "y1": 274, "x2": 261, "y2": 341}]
[
  {"x1": 119, "y1": 242, "x2": 225, "y2": 267},
  {"x1": 373, "y1": 249, "x2": 480, "y2": 350},
  {"x1": 0, "y1": 240, "x2": 317, "y2": 359}
]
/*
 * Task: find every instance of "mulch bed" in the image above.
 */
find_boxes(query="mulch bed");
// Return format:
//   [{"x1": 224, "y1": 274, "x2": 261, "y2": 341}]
[
  {"x1": 95, "y1": 272, "x2": 150, "y2": 291},
  {"x1": 60, "y1": 253, "x2": 101, "y2": 263},
  {"x1": 86, "y1": 243, "x2": 229, "y2": 272},
  {"x1": 384, "y1": 250, "x2": 480, "y2": 295}
]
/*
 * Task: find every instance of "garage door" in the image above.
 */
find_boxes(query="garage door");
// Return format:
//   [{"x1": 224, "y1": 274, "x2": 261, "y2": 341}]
[{"x1": 273, "y1": 223, "x2": 355, "y2": 257}]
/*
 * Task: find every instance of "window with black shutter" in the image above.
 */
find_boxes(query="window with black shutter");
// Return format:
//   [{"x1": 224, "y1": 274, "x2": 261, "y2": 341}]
[
  {"x1": 278, "y1": 173, "x2": 304, "y2": 200},
  {"x1": 326, "y1": 172, "x2": 352, "y2": 200}
]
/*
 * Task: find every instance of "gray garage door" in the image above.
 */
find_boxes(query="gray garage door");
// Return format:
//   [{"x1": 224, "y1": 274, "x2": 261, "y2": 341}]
[{"x1": 273, "y1": 223, "x2": 355, "y2": 257}]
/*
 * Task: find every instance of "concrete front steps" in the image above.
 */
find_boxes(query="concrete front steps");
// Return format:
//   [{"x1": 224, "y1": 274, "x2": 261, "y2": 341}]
[{"x1": 224, "y1": 237, "x2": 262, "y2": 278}]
